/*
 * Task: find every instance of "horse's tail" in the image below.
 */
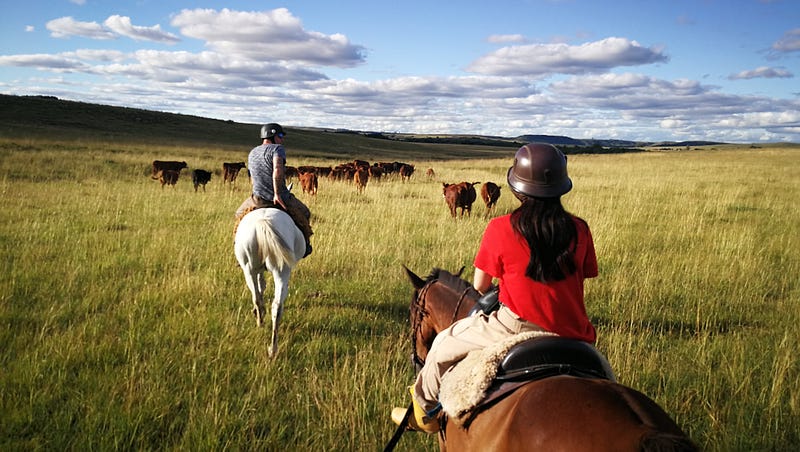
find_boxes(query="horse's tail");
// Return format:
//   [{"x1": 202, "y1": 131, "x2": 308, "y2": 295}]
[
  {"x1": 254, "y1": 217, "x2": 297, "y2": 271},
  {"x1": 639, "y1": 431, "x2": 698, "y2": 452}
]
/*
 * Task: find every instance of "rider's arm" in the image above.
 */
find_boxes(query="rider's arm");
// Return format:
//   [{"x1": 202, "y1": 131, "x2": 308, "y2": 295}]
[
  {"x1": 473, "y1": 267, "x2": 494, "y2": 294},
  {"x1": 272, "y1": 154, "x2": 287, "y2": 208}
]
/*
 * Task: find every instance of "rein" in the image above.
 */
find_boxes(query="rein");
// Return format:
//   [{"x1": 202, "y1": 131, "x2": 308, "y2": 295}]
[
  {"x1": 411, "y1": 280, "x2": 472, "y2": 369},
  {"x1": 451, "y1": 287, "x2": 471, "y2": 325},
  {"x1": 388, "y1": 270, "x2": 474, "y2": 451},
  {"x1": 410, "y1": 282, "x2": 433, "y2": 370}
]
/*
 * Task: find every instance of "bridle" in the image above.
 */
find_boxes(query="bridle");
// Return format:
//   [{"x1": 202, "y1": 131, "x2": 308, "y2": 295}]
[
  {"x1": 388, "y1": 272, "x2": 473, "y2": 452},
  {"x1": 410, "y1": 279, "x2": 472, "y2": 371},
  {"x1": 410, "y1": 282, "x2": 431, "y2": 371}
]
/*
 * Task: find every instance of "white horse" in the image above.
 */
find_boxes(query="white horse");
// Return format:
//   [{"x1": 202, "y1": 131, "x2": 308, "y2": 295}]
[{"x1": 234, "y1": 207, "x2": 306, "y2": 357}]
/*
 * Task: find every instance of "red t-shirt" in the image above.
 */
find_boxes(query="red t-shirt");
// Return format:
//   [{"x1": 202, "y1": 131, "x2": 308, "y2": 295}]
[{"x1": 474, "y1": 214, "x2": 598, "y2": 343}]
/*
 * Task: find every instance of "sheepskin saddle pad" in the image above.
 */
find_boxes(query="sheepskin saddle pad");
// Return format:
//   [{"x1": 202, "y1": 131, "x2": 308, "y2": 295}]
[{"x1": 438, "y1": 332, "x2": 616, "y2": 424}]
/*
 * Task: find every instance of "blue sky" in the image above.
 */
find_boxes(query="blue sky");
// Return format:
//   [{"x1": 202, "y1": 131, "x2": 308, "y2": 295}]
[{"x1": 1, "y1": 0, "x2": 799, "y2": 143}]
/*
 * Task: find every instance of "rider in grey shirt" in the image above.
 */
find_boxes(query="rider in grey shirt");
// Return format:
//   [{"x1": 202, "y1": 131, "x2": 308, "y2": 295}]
[{"x1": 235, "y1": 123, "x2": 313, "y2": 257}]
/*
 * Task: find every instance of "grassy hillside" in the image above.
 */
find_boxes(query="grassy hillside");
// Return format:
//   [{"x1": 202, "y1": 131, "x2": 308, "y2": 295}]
[{"x1": 0, "y1": 94, "x2": 524, "y2": 161}]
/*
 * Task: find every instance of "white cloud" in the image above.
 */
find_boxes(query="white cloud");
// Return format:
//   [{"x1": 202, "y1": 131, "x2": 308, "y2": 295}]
[
  {"x1": 487, "y1": 34, "x2": 526, "y2": 44},
  {"x1": 170, "y1": 8, "x2": 366, "y2": 67},
  {"x1": 0, "y1": 53, "x2": 91, "y2": 71},
  {"x1": 45, "y1": 15, "x2": 179, "y2": 43},
  {"x1": 729, "y1": 66, "x2": 793, "y2": 80},
  {"x1": 46, "y1": 17, "x2": 117, "y2": 40},
  {"x1": 772, "y1": 28, "x2": 800, "y2": 53},
  {"x1": 103, "y1": 16, "x2": 180, "y2": 44},
  {"x1": 466, "y1": 37, "x2": 668, "y2": 76},
  {"x1": 25, "y1": 25, "x2": 34, "y2": 32}
]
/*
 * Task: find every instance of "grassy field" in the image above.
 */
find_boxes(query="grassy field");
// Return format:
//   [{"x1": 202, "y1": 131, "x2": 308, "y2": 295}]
[{"x1": 1, "y1": 137, "x2": 798, "y2": 451}]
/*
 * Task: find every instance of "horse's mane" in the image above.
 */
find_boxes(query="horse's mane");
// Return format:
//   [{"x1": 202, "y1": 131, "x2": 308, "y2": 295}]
[{"x1": 424, "y1": 267, "x2": 473, "y2": 295}]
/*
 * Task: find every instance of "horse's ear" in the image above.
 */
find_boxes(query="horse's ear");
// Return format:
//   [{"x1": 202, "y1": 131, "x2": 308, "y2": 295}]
[
  {"x1": 455, "y1": 266, "x2": 465, "y2": 278},
  {"x1": 403, "y1": 265, "x2": 426, "y2": 290}
]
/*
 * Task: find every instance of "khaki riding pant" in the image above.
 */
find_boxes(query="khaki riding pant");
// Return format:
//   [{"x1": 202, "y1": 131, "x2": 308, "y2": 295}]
[
  {"x1": 235, "y1": 194, "x2": 313, "y2": 240},
  {"x1": 413, "y1": 305, "x2": 546, "y2": 413}
]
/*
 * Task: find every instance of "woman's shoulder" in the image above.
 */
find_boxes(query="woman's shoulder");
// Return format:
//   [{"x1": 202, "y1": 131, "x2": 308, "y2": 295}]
[
  {"x1": 484, "y1": 214, "x2": 514, "y2": 236},
  {"x1": 571, "y1": 215, "x2": 592, "y2": 234},
  {"x1": 488, "y1": 213, "x2": 513, "y2": 227}
]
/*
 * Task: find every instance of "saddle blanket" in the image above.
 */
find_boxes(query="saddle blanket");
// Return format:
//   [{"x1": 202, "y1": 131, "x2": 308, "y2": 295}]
[{"x1": 438, "y1": 330, "x2": 557, "y2": 424}]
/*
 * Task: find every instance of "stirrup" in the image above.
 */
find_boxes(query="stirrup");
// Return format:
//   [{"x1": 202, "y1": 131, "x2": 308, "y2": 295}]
[{"x1": 392, "y1": 387, "x2": 440, "y2": 433}]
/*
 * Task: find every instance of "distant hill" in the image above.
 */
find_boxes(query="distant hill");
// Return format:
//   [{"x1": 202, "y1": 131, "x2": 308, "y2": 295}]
[
  {"x1": 0, "y1": 94, "x2": 257, "y2": 149},
  {"x1": 0, "y1": 94, "x2": 727, "y2": 157}
]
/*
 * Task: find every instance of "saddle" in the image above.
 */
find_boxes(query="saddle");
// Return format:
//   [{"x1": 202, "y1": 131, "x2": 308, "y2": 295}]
[
  {"x1": 438, "y1": 335, "x2": 616, "y2": 426},
  {"x1": 496, "y1": 336, "x2": 616, "y2": 382},
  {"x1": 233, "y1": 202, "x2": 286, "y2": 236}
]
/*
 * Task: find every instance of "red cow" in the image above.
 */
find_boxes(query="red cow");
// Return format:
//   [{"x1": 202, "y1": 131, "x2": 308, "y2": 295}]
[
  {"x1": 399, "y1": 164, "x2": 415, "y2": 182},
  {"x1": 442, "y1": 181, "x2": 480, "y2": 218},
  {"x1": 159, "y1": 169, "x2": 180, "y2": 189},
  {"x1": 151, "y1": 160, "x2": 187, "y2": 179},
  {"x1": 481, "y1": 182, "x2": 501, "y2": 216},
  {"x1": 223, "y1": 162, "x2": 247, "y2": 186},
  {"x1": 354, "y1": 167, "x2": 369, "y2": 193},
  {"x1": 299, "y1": 172, "x2": 318, "y2": 196},
  {"x1": 368, "y1": 164, "x2": 383, "y2": 182}
]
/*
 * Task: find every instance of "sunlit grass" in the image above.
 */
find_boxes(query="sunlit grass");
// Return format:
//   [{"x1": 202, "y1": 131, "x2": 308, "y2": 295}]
[{"x1": 1, "y1": 140, "x2": 797, "y2": 450}]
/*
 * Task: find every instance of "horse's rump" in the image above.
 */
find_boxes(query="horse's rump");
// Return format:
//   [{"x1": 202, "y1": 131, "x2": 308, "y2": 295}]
[
  {"x1": 255, "y1": 214, "x2": 297, "y2": 270},
  {"x1": 443, "y1": 376, "x2": 696, "y2": 452},
  {"x1": 250, "y1": 211, "x2": 297, "y2": 271}
]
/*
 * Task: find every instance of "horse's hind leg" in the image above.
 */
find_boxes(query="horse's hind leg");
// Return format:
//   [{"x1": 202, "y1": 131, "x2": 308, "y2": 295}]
[
  {"x1": 253, "y1": 271, "x2": 267, "y2": 326},
  {"x1": 267, "y1": 268, "x2": 292, "y2": 358},
  {"x1": 241, "y1": 266, "x2": 266, "y2": 326}
]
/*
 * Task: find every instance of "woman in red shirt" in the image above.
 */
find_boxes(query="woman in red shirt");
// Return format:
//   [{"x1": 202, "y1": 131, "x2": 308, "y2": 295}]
[{"x1": 393, "y1": 143, "x2": 599, "y2": 433}]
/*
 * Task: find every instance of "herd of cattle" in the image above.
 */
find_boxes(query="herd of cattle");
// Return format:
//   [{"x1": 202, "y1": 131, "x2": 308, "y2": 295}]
[
  {"x1": 149, "y1": 159, "x2": 502, "y2": 217},
  {"x1": 151, "y1": 160, "x2": 247, "y2": 192}
]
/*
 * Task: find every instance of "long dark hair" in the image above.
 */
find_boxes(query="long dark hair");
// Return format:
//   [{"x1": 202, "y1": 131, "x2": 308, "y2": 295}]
[{"x1": 510, "y1": 194, "x2": 577, "y2": 282}]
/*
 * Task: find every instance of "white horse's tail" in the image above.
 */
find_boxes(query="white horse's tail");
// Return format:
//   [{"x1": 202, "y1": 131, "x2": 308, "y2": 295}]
[{"x1": 254, "y1": 217, "x2": 297, "y2": 271}]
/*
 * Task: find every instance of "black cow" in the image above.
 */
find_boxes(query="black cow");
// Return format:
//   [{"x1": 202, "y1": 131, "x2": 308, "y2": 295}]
[{"x1": 192, "y1": 169, "x2": 212, "y2": 192}]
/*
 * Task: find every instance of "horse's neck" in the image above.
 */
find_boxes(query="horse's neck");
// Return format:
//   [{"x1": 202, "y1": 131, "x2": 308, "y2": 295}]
[{"x1": 428, "y1": 283, "x2": 473, "y2": 333}]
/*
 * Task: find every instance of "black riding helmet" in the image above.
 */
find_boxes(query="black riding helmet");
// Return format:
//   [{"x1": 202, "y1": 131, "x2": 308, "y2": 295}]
[
  {"x1": 260, "y1": 123, "x2": 286, "y2": 139},
  {"x1": 506, "y1": 143, "x2": 572, "y2": 198}
]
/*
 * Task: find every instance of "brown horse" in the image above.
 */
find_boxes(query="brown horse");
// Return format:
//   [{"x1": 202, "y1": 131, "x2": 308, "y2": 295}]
[{"x1": 403, "y1": 266, "x2": 697, "y2": 452}]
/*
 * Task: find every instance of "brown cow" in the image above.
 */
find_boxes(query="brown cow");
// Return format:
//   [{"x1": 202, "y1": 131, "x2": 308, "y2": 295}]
[
  {"x1": 299, "y1": 172, "x2": 318, "y2": 196},
  {"x1": 368, "y1": 164, "x2": 383, "y2": 182},
  {"x1": 297, "y1": 165, "x2": 317, "y2": 175},
  {"x1": 151, "y1": 160, "x2": 187, "y2": 179},
  {"x1": 192, "y1": 169, "x2": 212, "y2": 192},
  {"x1": 223, "y1": 162, "x2": 247, "y2": 186},
  {"x1": 481, "y1": 181, "x2": 502, "y2": 216},
  {"x1": 354, "y1": 167, "x2": 369, "y2": 193},
  {"x1": 425, "y1": 167, "x2": 436, "y2": 180},
  {"x1": 442, "y1": 181, "x2": 480, "y2": 218},
  {"x1": 399, "y1": 164, "x2": 415, "y2": 182},
  {"x1": 159, "y1": 170, "x2": 180, "y2": 189}
]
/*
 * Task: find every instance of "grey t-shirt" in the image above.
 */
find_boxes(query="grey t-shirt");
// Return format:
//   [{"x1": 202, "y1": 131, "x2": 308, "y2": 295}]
[{"x1": 248, "y1": 143, "x2": 288, "y2": 201}]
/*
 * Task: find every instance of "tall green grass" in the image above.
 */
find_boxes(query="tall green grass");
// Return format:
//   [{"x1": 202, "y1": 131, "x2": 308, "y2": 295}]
[{"x1": 1, "y1": 139, "x2": 797, "y2": 451}]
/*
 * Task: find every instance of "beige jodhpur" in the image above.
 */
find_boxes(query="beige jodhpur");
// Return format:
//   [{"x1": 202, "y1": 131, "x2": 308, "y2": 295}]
[{"x1": 413, "y1": 305, "x2": 546, "y2": 413}]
